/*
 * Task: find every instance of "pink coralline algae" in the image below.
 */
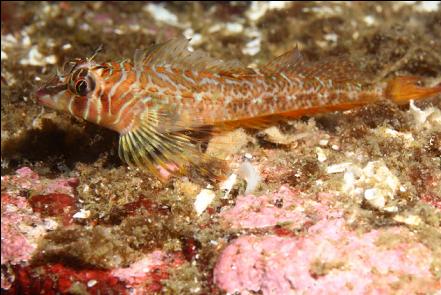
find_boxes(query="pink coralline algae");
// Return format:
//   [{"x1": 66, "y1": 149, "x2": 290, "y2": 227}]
[
  {"x1": 214, "y1": 218, "x2": 440, "y2": 294},
  {"x1": 2, "y1": 167, "x2": 78, "y2": 195},
  {"x1": 1, "y1": 167, "x2": 78, "y2": 290},
  {"x1": 1, "y1": 167, "x2": 184, "y2": 293},
  {"x1": 1, "y1": 192, "x2": 58, "y2": 290},
  {"x1": 112, "y1": 251, "x2": 185, "y2": 294},
  {"x1": 1, "y1": 194, "x2": 41, "y2": 265},
  {"x1": 220, "y1": 185, "x2": 341, "y2": 230}
]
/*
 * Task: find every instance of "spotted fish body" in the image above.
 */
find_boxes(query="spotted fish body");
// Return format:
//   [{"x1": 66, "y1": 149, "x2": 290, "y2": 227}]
[{"x1": 36, "y1": 38, "x2": 441, "y2": 178}]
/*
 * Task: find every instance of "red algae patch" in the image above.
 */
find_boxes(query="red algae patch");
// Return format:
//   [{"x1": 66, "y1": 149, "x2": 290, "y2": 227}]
[
  {"x1": 29, "y1": 193, "x2": 77, "y2": 225},
  {"x1": 7, "y1": 253, "x2": 185, "y2": 295},
  {"x1": 6, "y1": 264, "x2": 127, "y2": 294},
  {"x1": 214, "y1": 219, "x2": 439, "y2": 294}
]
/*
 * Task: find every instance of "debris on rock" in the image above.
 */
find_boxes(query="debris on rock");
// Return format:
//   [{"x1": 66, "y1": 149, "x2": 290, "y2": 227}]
[{"x1": 194, "y1": 189, "x2": 216, "y2": 216}]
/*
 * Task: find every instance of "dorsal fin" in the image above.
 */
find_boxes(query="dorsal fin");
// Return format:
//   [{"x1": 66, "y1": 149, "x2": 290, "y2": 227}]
[
  {"x1": 297, "y1": 56, "x2": 363, "y2": 84},
  {"x1": 265, "y1": 47, "x2": 365, "y2": 87},
  {"x1": 264, "y1": 46, "x2": 305, "y2": 72},
  {"x1": 134, "y1": 37, "x2": 253, "y2": 75}
]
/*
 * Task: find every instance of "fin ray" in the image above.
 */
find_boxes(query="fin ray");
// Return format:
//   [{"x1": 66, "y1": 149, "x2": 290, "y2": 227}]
[
  {"x1": 136, "y1": 37, "x2": 253, "y2": 75},
  {"x1": 265, "y1": 47, "x2": 364, "y2": 88},
  {"x1": 264, "y1": 46, "x2": 304, "y2": 72},
  {"x1": 385, "y1": 76, "x2": 441, "y2": 104},
  {"x1": 118, "y1": 108, "x2": 225, "y2": 181}
]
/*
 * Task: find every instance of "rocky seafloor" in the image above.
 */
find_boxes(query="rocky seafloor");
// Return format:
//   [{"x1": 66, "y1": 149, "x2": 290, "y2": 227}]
[{"x1": 1, "y1": 1, "x2": 441, "y2": 294}]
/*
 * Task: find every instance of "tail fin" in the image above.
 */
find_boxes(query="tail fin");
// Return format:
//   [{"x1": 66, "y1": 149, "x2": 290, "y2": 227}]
[{"x1": 385, "y1": 76, "x2": 441, "y2": 104}]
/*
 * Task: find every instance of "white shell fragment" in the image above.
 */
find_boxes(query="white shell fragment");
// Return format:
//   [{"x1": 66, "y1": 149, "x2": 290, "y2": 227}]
[
  {"x1": 73, "y1": 209, "x2": 91, "y2": 219},
  {"x1": 341, "y1": 160, "x2": 402, "y2": 210},
  {"x1": 408, "y1": 100, "x2": 441, "y2": 130},
  {"x1": 393, "y1": 214, "x2": 423, "y2": 226},
  {"x1": 220, "y1": 173, "x2": 238, "y2": 199},
  {"x1": 364, "y1": 188, "x2": 385, "y2": 209},
  {"x1": 20, "y1": 46, "x2": 57, "y2": 66},
  {"x1": 194, "y1": 189, "x2": 216, "y2": 216},
  {"x1": 87, "y1": 280, "x2": 98, "y2": 288},
  {"x1": 326, "y1": 162, "x2": 353, "y2": 174},
  {"x1": 319, "y1": 139, "x2": 329, "y2": 146},
  {"x1": 143, "y1": 3, "x2": 179, "y2": 26},
  {"x1": 316, "y1": 147, "x2": 327, "y2": 162},
  {"x1": 237, "y1": 162, "x2": 261, "y2": 195}
]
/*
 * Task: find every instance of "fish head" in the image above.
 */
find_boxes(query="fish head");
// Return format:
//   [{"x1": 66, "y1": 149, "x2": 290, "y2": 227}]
[{"x1": 35, "y1": 58, "x2": 106, "y2": 121}]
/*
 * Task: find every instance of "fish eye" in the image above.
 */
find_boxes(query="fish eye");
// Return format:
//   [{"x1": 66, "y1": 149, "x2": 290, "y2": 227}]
[
  {"x1": 69, "y1": 67, "x2": 96, "y2": 96},
  {"x1": 72, "y1": 75, "x2": 95, "y2": 96},
  {"x1": 75, "y1": 79, "x2": 89, "y2": 96}
]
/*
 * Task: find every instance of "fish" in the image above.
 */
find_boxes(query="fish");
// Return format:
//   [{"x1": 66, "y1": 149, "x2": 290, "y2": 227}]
[{"x1": 35, "y1": 37, "x2": 441, "y2": 179}]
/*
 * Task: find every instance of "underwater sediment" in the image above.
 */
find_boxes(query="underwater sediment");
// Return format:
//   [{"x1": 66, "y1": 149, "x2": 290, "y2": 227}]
[{"x1": 1, "y1": 2, "x2": 440, "y2": 294}]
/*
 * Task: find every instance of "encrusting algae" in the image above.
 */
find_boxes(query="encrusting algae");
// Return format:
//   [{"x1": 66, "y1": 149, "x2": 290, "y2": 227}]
[{"x1": 35, "y1": 37, "x2": 441, "y2": 180}]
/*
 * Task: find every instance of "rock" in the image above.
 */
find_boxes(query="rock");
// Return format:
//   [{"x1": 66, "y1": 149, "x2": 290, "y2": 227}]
[
  {"x1": 1, "y1": 168, "x2": 79, "y2": 290},
  {"x1": 214, "y1": 219, "x2": 439, "y2": 294},
  {"x1": 220, "y1": 185, "x2": 341, "y2": 230}
]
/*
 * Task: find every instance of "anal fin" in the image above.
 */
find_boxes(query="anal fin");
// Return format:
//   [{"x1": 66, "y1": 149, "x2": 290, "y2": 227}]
[{"x1": 208, "y1": 100, "x2": 375, "y2": 132}]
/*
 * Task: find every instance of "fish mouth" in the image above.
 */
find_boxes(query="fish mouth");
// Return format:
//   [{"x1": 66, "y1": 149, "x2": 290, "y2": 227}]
[
  {"x1": 35, "y1": 87, "x2": 51, "y2": 105},
  {"x1": 35, "y1": 87, "x2": 49, "y2": 98},
  {"x1": 35, "y1": 83, "x2": 67, "y2": 108},
  {"x1": 35, "y1": 89, "x2": 56, "y2": 108}
]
